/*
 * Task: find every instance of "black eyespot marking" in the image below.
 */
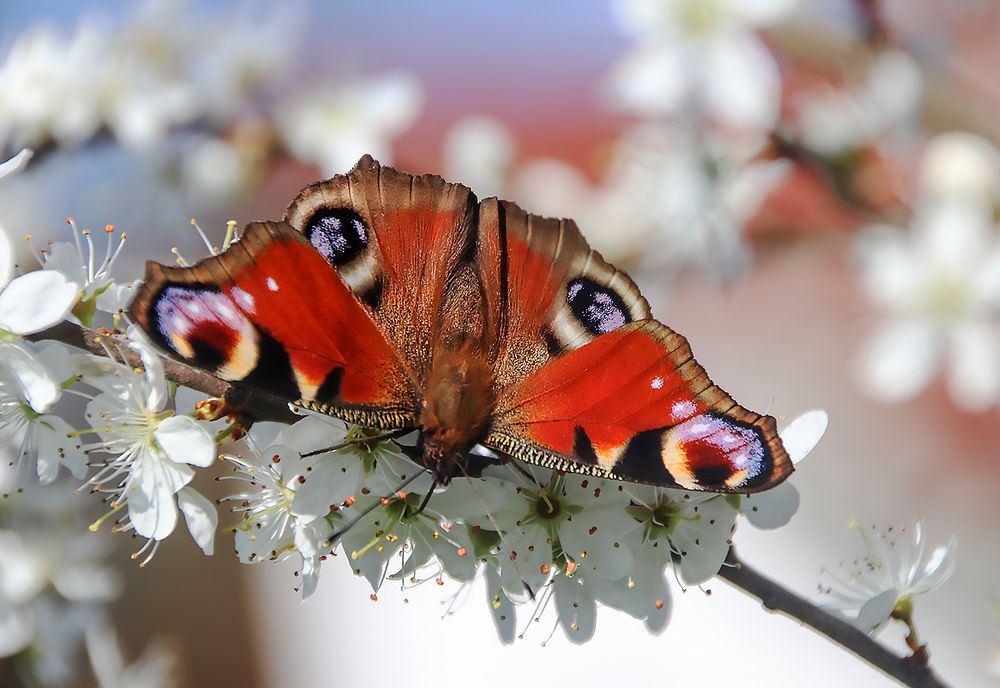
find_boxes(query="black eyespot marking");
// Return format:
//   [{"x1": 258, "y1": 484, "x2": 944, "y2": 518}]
[
  {"x1": 566, "y1": 277, "x2": 630, "y2": 336},
  {"x1": 305, "y1": 208, "x2": 368, "y2": 267},
  {"x1": 314, "y1": 367, "x2": 344, "y2": 405}
]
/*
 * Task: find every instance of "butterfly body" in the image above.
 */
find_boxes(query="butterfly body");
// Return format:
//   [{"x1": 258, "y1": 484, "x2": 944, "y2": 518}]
[{"x1": 131, "y1": 155, "x2": 792, "y2": 494}]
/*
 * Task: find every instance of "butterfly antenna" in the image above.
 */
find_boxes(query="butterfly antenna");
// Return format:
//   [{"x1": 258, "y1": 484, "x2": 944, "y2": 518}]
[
  {"x1": 411, "y1": 478, "x2": 438, "y2": 517},
  {"x1": 456, "y1": 460, "x2": 536, "y2": 601},
  {"x1": 299, "y1": 429, "x2": 410, "y2": 459}
]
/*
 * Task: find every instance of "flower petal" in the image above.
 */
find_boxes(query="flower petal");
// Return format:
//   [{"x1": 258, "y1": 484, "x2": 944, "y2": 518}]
[
  {"x1": 945, "y1": 323, "x2": 1000, "y2": 411},
  {"x1": 554, "y1": 572, "x2": 596, "y2": 643},
  {"x1": 0, "y1": 228, "x2": 12, "y2": 290},
  {"x1": 740, "y1": 481, "x2": 799, "y2": 529},
  {"x1": 155, "y1": 415, "x2": 215, "y2": 468},
  {"x1": 484, "y1": 565, "x2": 516, "y2": 644},
  {"x1": 672, "y1": 497, "x2": 737, "y2": 585},
  {"x1": 291, "y1": 452, "x2": 364, "y2": 520},
  {"x1": 856, "y1": 318, "x2": 939, "y2": 402},
  {"x1": 126, "y1": 326, "x2": 167, "y2": 411},
  {"x1": 0, "y1": 270, "x2": 79, "y2": 336},
  {"x1": 177, "y1": 487, "x2": 218, "y2": 556},
  {"x1": 779, "y1": 410, "x2": 828, "y2": 465},
  {"x1": 126, "y1": 475, "x2": 180, "y2": 542},
  {"x1": 852, "y1": 588, "x2": 900, "y2": 634},
  {"x1": 2, "y1": 341, "x2": 59, "y2": 413},
  {"x1": 37, "y1": 414, "x2": 87, "y2": 481},
  {"x1": 281, "y1": 415, "x2": 348, "y2": 454},
  {"x1": 909, "y1": 536, "x2": 958, "y2": 595},
  {"x1": 0, "y1": 148, "x2": 33, "y2": 179}
]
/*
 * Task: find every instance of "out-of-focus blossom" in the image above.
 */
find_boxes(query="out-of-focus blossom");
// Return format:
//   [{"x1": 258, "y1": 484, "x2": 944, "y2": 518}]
[
  {"x1": 0, "y1": 484, "x2": 122, "y2": 685},
  {"x1": 795, "y1": 51, "x2": 923, "y2": 157},
  {"x1": 86, "y1": 615, "x2": 175, "y2": 688},
  {"x1": 820, "y1": 521, "x2": 957, "y2": 634},
  {"x1": 856, "y1": 133, "x2": 1000, "y2": 410},
  {"x1": 442, "y1": 116, "x2": 516, "y2": 199},
  {"x1": 609, "y1": 0, "x2": 795, "y2": 147},
  {"x1": 514, "y1": 125, "x2": 788, "y2": 273},
  {"x1": 278, "y1": 72, "x2": 422, "y2": 176},
  {"x1": 80, "y1": 329, "x2": 217, "y2": 563},
  {"x1": 0, "y1": 148, "x2": 32, "y2": 180},
  {"x1": 0, "y1": 0, "x2": 299, "y2": 153}
]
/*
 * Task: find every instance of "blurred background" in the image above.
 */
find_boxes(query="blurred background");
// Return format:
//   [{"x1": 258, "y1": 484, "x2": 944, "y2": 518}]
[{"x1": 0, "y1": 0, "x2": 998, "y2": 685}]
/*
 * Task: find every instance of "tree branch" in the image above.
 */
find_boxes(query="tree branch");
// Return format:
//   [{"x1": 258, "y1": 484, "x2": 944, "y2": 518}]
[
  {"x1": 718, "y1": 548, "x2": 950, "y2": 688},
  {"x1": 31, "y1": 322, "x2": 298, "y2": 424}
]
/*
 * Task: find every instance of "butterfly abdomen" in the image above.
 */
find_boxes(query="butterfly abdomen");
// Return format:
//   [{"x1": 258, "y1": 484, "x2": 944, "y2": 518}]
[{"x1": 420, "y1": 343, "x2": 496, "y2": 482}]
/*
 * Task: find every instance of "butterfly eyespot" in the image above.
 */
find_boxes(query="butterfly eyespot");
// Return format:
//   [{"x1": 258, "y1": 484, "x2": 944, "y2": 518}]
[
  {"x1": 566, "y1": 276, "x2": 630, "y2": 335},
  {"x1": 305, "y1": 207, "x2": 369, "y2": 267}
]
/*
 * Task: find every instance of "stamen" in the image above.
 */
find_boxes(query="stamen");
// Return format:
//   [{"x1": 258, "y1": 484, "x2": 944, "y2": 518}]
[
  {"x1": 89, "y1": 500, "x2": 126, "y2": 531},
  {"x1": 189, "y1": 218, "x2": 215, "y2": 255}
]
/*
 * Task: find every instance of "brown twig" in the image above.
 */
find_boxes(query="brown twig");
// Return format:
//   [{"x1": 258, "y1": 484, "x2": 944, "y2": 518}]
[
  {"x1": 718, "y1": 548, "x2": 950, "y2": 688},
  {"x1": 30, "y1": 322, "x2": 298, "y2": 424}
]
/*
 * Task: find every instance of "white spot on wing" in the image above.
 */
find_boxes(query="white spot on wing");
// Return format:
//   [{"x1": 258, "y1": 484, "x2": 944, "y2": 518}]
[
  {"x1": 266, "y1": 277, "x2": 279, "y2": 292},
  {"x1": 231, "y1": 286, "x2": 255, "y2": 313},
  {"x1": 650, "y1": 376, "x2": 664, "y2": 390}
]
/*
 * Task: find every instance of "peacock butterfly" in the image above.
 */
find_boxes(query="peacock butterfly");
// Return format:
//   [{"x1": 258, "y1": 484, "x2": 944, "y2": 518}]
[{"x1": 129, "y1": 155, "x2": 791, "y2": 493}]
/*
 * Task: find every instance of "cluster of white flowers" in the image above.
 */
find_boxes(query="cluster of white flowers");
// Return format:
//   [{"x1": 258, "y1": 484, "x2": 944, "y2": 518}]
[
  {"x1": 0, "y1": 0, "x2": 425, "y2": 208},
  {"x1": 221, "y1": 409, "x2": 826, "y2": 643},
  {"x1": 441, "y1": 0, "x2": 795, "y2": 277},
  {"x1": 0, "y1": 0, "x2": 298, "y2": 152}
]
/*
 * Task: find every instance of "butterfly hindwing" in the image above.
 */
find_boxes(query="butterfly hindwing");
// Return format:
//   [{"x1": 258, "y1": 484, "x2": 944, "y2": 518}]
[
  {"x1": 477, "y1": 198, "x2": 650, "y2": 389},
  {"x1": 130, "y1": 221, "x2": 419, "y2": 428},
  {"x1": 485, "y1": 322, "x2": 790, "y2": 494}
]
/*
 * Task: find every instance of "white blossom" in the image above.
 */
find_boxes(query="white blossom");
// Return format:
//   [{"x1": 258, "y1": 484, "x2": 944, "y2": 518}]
[
  {"x1": 277, "y1": 72, "x2": 422, "y2": 175},
  {"x1": 442, "y1": 116, "x2": 516, "y2": 199},
  {"x1": 856, "y1": 133, "x2": 1000, "y2": 410},
  {"x1": 820, "y1": 521, "x2": 957, "y2": 634},
  {"x1": 80, "y1": 329, "x2": 216, "y2": 563},
  {"x1": 795, "y1": 51, "x2": 922, "y2": 157},
  {"x1": 86, "y1": 615, "x2": 176, "y2": 688},
  {"x1": 221, "y1": 423, "x2": 335, "y2": 600},
  {"x1": 609, "y1": 0, "x2": 795, "y2": 147},
  {"x1": 0, "y1": 342, "x2": 87, "y2": 484}
]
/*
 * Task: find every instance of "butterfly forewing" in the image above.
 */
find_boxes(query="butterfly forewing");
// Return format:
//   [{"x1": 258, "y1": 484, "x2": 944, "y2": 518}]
[{"x1": 130, "y1": 221, "x2": 419, "y2": 427}]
